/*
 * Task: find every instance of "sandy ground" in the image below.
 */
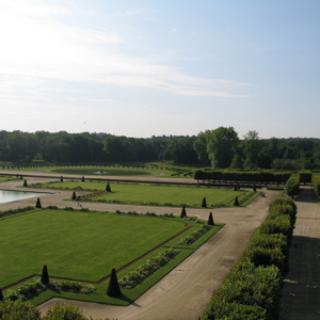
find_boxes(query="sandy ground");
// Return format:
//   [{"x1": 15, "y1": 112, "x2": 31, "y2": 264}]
[
  {"x1": 280, "y1": 188, "x2": 320, "y2": 320},
  {"x1": 0, "y1": 177, "x2": 277, "y2": 320}
]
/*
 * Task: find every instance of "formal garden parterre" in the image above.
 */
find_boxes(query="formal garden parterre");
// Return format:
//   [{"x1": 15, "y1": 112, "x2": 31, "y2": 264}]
[{"x1": 0, "y1": 207, "x2": 222, "y2": 306}]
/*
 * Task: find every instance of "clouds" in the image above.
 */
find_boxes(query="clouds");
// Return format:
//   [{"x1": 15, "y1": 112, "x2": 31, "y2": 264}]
[{"x1": 0, "y1": 0, "x2": 249, "y2": 121}]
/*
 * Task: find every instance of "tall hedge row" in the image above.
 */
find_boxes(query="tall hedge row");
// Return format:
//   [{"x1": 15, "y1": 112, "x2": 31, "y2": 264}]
[
  {"x1": 202, "y1": 195, "x2": 297, "y2": 320},
  {"x1": 194, "y1": 171, "x2": 290, "y2": 184}
]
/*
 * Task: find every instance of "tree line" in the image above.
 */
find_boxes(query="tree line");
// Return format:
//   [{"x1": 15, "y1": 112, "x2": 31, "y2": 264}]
[{"x1": 0, "y1": 128, "x2": 319, "y2": 169}]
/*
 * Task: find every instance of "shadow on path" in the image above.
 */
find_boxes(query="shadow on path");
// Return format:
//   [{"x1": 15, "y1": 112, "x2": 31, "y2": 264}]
[{"x1": 280, "y1": 187, "x2": 320, "y2": 320}]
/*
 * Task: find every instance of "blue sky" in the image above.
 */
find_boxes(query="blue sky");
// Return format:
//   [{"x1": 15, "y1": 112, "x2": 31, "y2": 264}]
[{"x1": 1, "y1": 0, "x2": 319, "y2": 138}]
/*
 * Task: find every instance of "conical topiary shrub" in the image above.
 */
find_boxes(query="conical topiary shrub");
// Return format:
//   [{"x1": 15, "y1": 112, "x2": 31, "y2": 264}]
[
  {"x1": 180, "y1": 205, "x2": 187, "y2": 218},
  {"x1": 208, "y1": 212, "x2": 214, "y2": 226},
  {"x1": 107, "y1": 268, "x2": 121, "y2": 297},
  {"x1": 106, "y1": 183, "x2": 112, "y2": 193},
  {"x1": 0, "y1": 288, "x2": 3, "y2": 301},
  {"x1": 201, "y1": 197, "x2": 207, "y2": 208},
  {"x1": 41, "y1": 265, "x2": 50, "y2": 285},
  {"x1": 72, "y1": 191, "x2": 77, "y2": 201},
  {"x1": 60, "y1": 176, "x2": 64, "y2": 182},
  {"x1": 23, "y1": 179, "x2": 28, "y2": 187},
  {"x1": 36, "y1": 197, "x2": 42, "y2": 209},
  {"x1": 81, "y1": 176, "x2": 85, "y2": 182},
  {"x1": 234, "y1": 196, "x2": 240, "y2": 206}
]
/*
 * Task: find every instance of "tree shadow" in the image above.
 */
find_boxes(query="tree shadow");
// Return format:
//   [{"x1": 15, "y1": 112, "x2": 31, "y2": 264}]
[
  {"x1": 280, "y1": 235, "x2": 320, "y2": 320},
  {"x1": 295, "y1": 187, "x2": 319, "y2": 203}
]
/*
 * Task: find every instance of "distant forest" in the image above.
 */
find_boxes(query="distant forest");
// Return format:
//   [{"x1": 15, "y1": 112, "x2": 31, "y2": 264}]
[{"x1": 0, "y1": 127, "x2": 319, "y2": 170}]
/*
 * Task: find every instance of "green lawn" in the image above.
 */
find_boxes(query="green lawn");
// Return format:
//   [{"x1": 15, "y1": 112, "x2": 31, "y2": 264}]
[
  {"x1": 1, "y1": 208, "x2": 222, "y2": 305},
  {"x1": 5, "y1": 162, "x2": 194, "y2": 178},
  {"x1": 34, "y1": 181, "x2": 255, "y2": 208},
  {"x1": 0, "y1": 176, "x2": 16, "y2": 183},
  {"x1": 0, "y1": 209, "x2": 185, "y2": 288}
]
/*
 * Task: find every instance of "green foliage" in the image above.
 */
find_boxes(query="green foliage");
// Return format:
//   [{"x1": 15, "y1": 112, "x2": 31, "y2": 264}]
[
  {"x1": 44, "y1": 304, "x2": 87, "y2": 320},
  {"x1": 284, "y1": 174, "x2": 300, "y2": 196},
  {"x1": 234, "y1": 196, "x2": 240, "y2": 206},
  {"x1": 202, "y1": 196, "x2": 296, "y2": 320},
  {"x1": 202, "y1": 302, "x2": 267, "y2": 320},
  {"x1": 119, "y1": 249, "x2": 179, "y2": 289},
  {"x1": 207, "y1": 127, "x2": 239, "y2": 168},
  {"x1": 23, "y1": 179, "x2": 28, "y2": 187},
  {"x1": 178, "y1": 225, "x2": 210, "y2": 246},
  {"x1": 0, "y1": 301, "x2": 41, "y2": 320}
]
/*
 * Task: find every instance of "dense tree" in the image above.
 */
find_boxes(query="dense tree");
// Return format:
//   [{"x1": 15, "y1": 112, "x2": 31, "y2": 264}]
[
  {"x1": 207, "y1": 127, "x2": 239, "y2": 168},
  {"x1": 0, "y1": 130, "x2": 318, "y2": 169},
  {"x1": 208, "y1": 212, "x2": 214, "y2": 226},
  {"x1": 0, "y1": 288, "x2": 3, "y2": 301}
]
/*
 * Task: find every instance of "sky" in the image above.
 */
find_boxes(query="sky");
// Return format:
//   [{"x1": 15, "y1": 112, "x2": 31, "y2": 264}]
[{"x1": 1, "y1": 0, "x2": 320, "y2": 138}]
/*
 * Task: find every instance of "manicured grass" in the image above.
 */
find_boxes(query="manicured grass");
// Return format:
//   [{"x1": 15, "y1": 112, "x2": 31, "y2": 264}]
[
  {"x1": 34, "y1": 181, "x2": 254, "y2": 208},
  {"x1": 51, "y1": 167, "x2": 152, "y2": 176},
  {"x1": 0, "y1": 209, "x2": 186, "y2": 288},
  {"x1": 0, "y1": 176, "x2": 16, "y2": 183},
  {"x1": 5, "y1": 162, "x2": 194, "y2": 178},
  {"x1": 1, "y1": 208, "x2": 223, "y2": 306}
]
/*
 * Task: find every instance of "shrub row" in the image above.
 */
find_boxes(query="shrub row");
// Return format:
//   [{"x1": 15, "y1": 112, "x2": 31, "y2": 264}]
[
  {"x1": 284, "y1": 174, "x2": 300, "y2": 197},
  {"x1": 178, "y1": 225, "x2": 211, "y2": 246},
  {"x1": 6, "y1": 280, "x2": 95, "y2": 301},
  {"x1": 201, "y1": 195, "x2": 297, "y2": 320},
  {"x1": 0, "y1": 301, "x2": 109, "y2": 320},
  {"x1": 119, "y1": 249, "x2": 179, "y2": 289},
  {"x1": 194, "y1": 171, "x2": 290, "y2": 184}
]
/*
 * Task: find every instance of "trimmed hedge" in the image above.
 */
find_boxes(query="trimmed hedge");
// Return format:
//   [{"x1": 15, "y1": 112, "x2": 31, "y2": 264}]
[
  {"x1": 6, "y1": 280, "x2": 95, "y2": 301},
  {"x1": 284, "y1": 175, "x2": 300, "y2": 197},
  {"x1": 194, "y1": 171, "x2": 290, "y2": 184},
  {"x1": 201, "y1": 195, "x2": 297, "y2": 320}
]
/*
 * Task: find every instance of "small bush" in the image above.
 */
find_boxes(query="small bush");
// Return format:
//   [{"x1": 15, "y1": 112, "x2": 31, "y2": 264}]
[
  {"x1": 180, "y1": 205, "x2": 187, "y2": 218},
  {"x1": 35, "y1": 197, "x2": 42, "y2": 209},
  {"x1": 208, "y1": 212, "x2": 214, "y2": 226},
  {"x1": 41, "y1": 265, "x2": 49, "y2": 285},
  {"x1": 107, "y1": 268, "x2": 121, "y2": 297},
  {"x1": 0, "y1": 301, "x2": 41, "y2": 320},
  {"x1": 43, "y1": 304, "x2": 86, "y2": 320},
  {"x1": 202, "y1": 197, "x2": 207, "y2": 208},
  {"x1": 284, "y1": 174, "x2": 300, "y2": 197}
]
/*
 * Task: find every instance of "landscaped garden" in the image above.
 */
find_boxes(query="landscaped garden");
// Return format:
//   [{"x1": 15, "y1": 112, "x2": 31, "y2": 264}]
[
  {"x1": 0, "y1": 207, "x2": 222, "y2": 306},
  {"x1": 31, "y1": 180, "x2": 257, "y2": 208}
]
